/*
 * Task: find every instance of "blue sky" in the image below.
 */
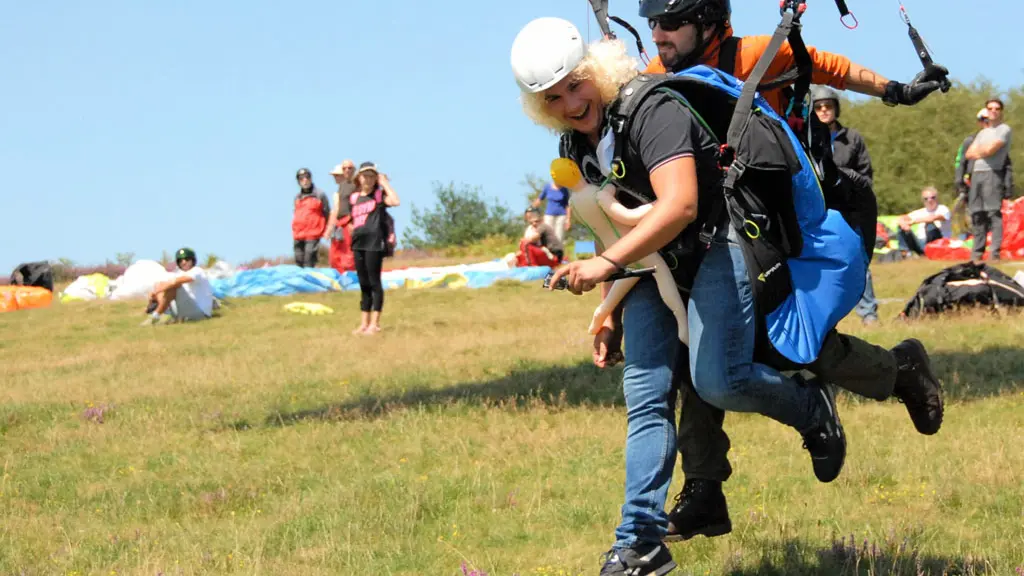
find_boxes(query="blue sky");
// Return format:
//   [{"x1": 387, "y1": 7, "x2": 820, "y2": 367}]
[{"x1": 1, "y1": 0, "x2": 1021, "y2": 271}]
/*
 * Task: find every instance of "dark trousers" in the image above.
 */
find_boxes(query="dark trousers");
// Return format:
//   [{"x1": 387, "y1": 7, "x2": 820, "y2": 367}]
[
  {"x1": 898, "y1": 225, "x2": 943, "y2": 256},
  {"x1": 969, "y1": 170, "x2": 1006, "y2": 260},
  {"x1": 971, "y1": 210, "x2": 1004, "y2": 261},
  {"x1": 354, "y1": 249, "x2": 385, "y2": 312},
  {"x1": 675, "y1": 329, "x2": 898, "y2": 483},
  {"x1": 674, "y1": 345, "x2": 732, "y2": 482},
  {"x1": 293, "y1": 239, "x2": 319, "y2": 268}
]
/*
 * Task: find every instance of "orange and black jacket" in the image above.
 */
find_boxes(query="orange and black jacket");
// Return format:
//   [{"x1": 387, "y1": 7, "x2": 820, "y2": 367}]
[{"x1": 644, "y1": 24, "x2": 852, "y2": 117}]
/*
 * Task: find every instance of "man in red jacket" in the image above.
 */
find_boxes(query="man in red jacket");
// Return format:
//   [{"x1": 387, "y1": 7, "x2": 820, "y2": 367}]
[{"x1": 292, "y1": 168, "x2": 331, "y2": 268}]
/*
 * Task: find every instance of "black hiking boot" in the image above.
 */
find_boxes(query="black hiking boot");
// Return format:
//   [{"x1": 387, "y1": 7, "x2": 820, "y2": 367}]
[
  {"x1": 599, "y1": 542, "x2": 676, "y2": 576},
  {"x1": 801, "y1": 383, "x2": 846, "y2": 483},
  {"x1": 891, "y1": 338, "x2": 944, "y2": 435},
  {"x1": 664, "y1": 479, "x2": 732, "y2": 542}
]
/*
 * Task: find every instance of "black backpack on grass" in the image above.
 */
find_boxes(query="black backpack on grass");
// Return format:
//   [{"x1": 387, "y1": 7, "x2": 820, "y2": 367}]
[{"x1": 902, "y1": 261, "x2": 1024, "y2": 318}]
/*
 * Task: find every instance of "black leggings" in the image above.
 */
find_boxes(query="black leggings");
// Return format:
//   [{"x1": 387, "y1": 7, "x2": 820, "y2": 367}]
[{"x1": 354, "y1": 249, "x2": 385, "y2": 312}]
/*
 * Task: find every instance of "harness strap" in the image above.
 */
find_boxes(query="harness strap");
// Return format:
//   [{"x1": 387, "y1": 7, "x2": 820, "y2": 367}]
[
  {"x1": 700, "y1": 7, "x2": 808, "y2": 245},
  {"x1": 587, "y1": 0, "x2": 613, "y2": 38},
  {"x1": 607, "y1": 74, "x2": 670, "y2": 181},
  {"x1": 717, "y1": 36, "x2": 739, "y2": 77},
  {"x1": 725, "y1": 9, "x2": 799, "y2": 148}
]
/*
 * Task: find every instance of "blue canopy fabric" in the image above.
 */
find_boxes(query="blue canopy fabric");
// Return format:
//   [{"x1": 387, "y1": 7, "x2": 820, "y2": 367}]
[{"x1": 210, "y1": 262, "x2": 552, "y2": 299}]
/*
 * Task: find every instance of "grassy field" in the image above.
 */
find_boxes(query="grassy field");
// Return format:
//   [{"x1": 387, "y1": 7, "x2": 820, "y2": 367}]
[{"x1": 1, "y1": 258, "x2": 1023, "y2": 576}]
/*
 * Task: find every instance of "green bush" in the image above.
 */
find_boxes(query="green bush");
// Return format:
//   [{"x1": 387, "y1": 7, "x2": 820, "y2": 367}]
[{"x1": 402, "y1": 182, "x2": 523, "y2": 250}]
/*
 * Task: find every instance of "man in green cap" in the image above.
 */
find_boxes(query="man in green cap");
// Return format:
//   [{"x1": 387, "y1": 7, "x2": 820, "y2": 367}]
[{"x1": 141, "y1": 247, "x2": 215, "y2": 325}]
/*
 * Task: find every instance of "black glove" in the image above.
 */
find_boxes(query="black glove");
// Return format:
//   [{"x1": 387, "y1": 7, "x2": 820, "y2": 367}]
[{"x1": 882, "y1": 64, "x2": 950, "y2": 106}]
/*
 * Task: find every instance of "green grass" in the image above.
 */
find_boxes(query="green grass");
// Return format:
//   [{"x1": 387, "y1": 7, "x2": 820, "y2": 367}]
[{"x1": 1, "y1": 259, "x2": 1023, "y2": 576}]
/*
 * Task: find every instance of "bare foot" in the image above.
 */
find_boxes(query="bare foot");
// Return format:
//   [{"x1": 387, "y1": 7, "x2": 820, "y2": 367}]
[
  {"x1": 352, "y1": 326, "x2": 368, "y2": 335},
  {"x1": 366, "y1": 325, "x2": 382, "y2": 334}
]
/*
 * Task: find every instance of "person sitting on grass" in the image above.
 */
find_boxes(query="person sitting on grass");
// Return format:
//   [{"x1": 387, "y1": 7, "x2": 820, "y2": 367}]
[
  {"x1": 141, "y1": 247, "x2": 215, "y2": 326},
  {"x1": 897, "y1": 186, "x2": 952, "y2": 257},
  {"x1": 516, "y1": 208, "x2": 565, "y2": 267}
]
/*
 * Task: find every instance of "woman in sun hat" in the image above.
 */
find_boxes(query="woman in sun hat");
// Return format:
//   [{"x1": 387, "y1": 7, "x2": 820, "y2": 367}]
[{"x1": 348, "y1": 161, "x2": 400, "y2": 334}]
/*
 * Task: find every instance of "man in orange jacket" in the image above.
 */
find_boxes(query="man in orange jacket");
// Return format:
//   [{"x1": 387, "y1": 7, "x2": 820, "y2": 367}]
[
  {"x1": 631, "y1": 0, "x2": 947, "y2": 544},
  {"x1": 641, "y1": 0, "x2": 949, "y2": 114}
]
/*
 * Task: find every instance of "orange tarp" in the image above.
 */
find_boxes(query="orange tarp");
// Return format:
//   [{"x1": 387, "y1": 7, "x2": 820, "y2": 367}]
[{"x1": 0, "y1": 285, "x2": 53, "y2": 313}]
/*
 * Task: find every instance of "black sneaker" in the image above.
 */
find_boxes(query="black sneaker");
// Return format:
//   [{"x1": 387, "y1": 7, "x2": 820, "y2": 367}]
[
  {"x1": 664, "y1": 479, "x2": 732, "y2": 542},
  {"x1": 891, "y1": 338, "x2": 944, "y2": 435},
  {"x1": 801, "y1": 383, "x2": 846, "y2": 483},
  {"x1": 599, "y1": 543, "x2": 676, "y2": 576}
]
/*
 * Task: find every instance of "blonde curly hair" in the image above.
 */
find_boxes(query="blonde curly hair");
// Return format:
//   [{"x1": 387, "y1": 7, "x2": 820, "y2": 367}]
[{"x1": 520, "y1": 38, "x2": 641, "y2": 134}]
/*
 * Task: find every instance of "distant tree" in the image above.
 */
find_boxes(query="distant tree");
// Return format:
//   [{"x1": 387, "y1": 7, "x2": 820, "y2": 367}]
[
  {"x1": 115, "y1": 252, "x2": 135, "y2": 267},
  {"x1": 402, "y1": 182, "x2": 523, "y2": 249}
]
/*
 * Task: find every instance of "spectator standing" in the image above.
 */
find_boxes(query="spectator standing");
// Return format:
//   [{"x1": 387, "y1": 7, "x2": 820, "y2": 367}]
[
  {"x1": 292, "y1": 168, "x2": 330, "y2": 268},
  {"x1": 965, "y1": 98, "x2": 1013, "y2": 261},
  {"x1": 349, "y1": 162, "x2": 400, "y2": 335},
  {"x1": 324, "y1": 160, "x2": 357, "y2": 272},
  {"x1": 533, "y1": 181, "x2": 573, "y2": 244}
]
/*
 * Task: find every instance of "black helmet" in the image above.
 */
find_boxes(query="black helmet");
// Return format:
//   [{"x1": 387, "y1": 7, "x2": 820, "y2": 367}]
[
  {"x1": 296, "y1": 168, "x2": 312, "y2": 180},
  {"x1": 640, "y1": 0, "x2": 731, "y2": 26},
  {"x1": 175, "y1": 247, "x2": 197, "y2": 264},
  {"x1": 810, "y1": 85, "x2": 841, "y2": 118}
]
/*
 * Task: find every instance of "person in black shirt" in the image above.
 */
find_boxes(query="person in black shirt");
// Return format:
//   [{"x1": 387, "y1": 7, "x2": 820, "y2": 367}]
[
  {"x1": 348, "y1": 162, "x2": 400, "y2": 335},
  {"x1": 511, "y1": 18, "x2": 845, "y2": 575}
]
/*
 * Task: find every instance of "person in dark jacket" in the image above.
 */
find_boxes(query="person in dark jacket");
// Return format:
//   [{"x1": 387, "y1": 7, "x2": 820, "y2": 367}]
[
  {"x1": 292, "y1": 168, "x2": 331, "y2": 268},
  {"x1": 812, "y1": 85, "x2": 878, "y2": 324}
]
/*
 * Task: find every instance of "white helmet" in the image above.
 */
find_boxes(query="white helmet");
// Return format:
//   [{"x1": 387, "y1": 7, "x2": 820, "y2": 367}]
[{"x1": 511, "y1": 17, "x2": 587, "y2": 93}]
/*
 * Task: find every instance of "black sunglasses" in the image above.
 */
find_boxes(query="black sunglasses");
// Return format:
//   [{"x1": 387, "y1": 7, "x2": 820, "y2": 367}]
[{"x1": 648, "y1": 14, "x2": 692, "y2": 32}]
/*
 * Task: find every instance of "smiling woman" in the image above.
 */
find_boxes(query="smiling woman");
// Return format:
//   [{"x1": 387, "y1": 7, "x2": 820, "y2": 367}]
[
  {"x1": 511, "y1": 17, "x2": 709, "y2": 575},
  {"x1": 515, "y1": 24, "x2": 638, "y2": 136},
  {"x1": 509, "y1": 15, "x2": 867, "y2": 576}
]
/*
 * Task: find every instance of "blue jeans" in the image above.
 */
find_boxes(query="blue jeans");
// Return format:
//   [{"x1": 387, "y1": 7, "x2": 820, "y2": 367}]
[
  {"x1": 688, "y1": 228, "x2": 825, "y2": 434},
  {"x1": 855, "y1": 268, "x2": 878, "y2": 321},
  {"x1": 614, "y1": 278, "x2": 680, "y2": 549}
]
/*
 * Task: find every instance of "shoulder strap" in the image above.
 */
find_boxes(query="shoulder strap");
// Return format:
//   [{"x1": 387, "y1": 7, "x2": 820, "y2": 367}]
[
  {"x1": 725, "y1": 9, "x2": 804, "y2": 150},
  {"x1": 700, "y1": 6, "x2": 812, "y2": 246},
  {"x1": 606, "y1": 73, "x2": 692, "y2": 179},
  {"x1": 718, "y1": 36, "x2": 740, "y2": 77}
]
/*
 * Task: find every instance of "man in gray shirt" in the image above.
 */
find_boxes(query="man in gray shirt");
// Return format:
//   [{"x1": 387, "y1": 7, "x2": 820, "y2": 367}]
[{"x1": 965, "y1": 98, "x2": 1012, "y2": 261}]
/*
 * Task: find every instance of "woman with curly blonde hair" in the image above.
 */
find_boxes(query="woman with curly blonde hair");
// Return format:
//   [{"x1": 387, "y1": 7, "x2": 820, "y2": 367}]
[
  {"x1": 519, "y1": 36, "x2": 640, "y2": 134},
  {"x1": 511, "y1": 16, "x2": 846, "y2": 575}
]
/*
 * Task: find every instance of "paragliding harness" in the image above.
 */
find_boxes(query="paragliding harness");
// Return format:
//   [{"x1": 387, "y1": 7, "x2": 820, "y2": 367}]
[
  {"x1": 589, "y1": 0, "x2": 951, "y2": 362},
  {"x1": 601, "y1": 3, "x2": 822, "y2": 363},
  {"x1": 901, "y1": 261, "x2": 1024, "y2": 318}
]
